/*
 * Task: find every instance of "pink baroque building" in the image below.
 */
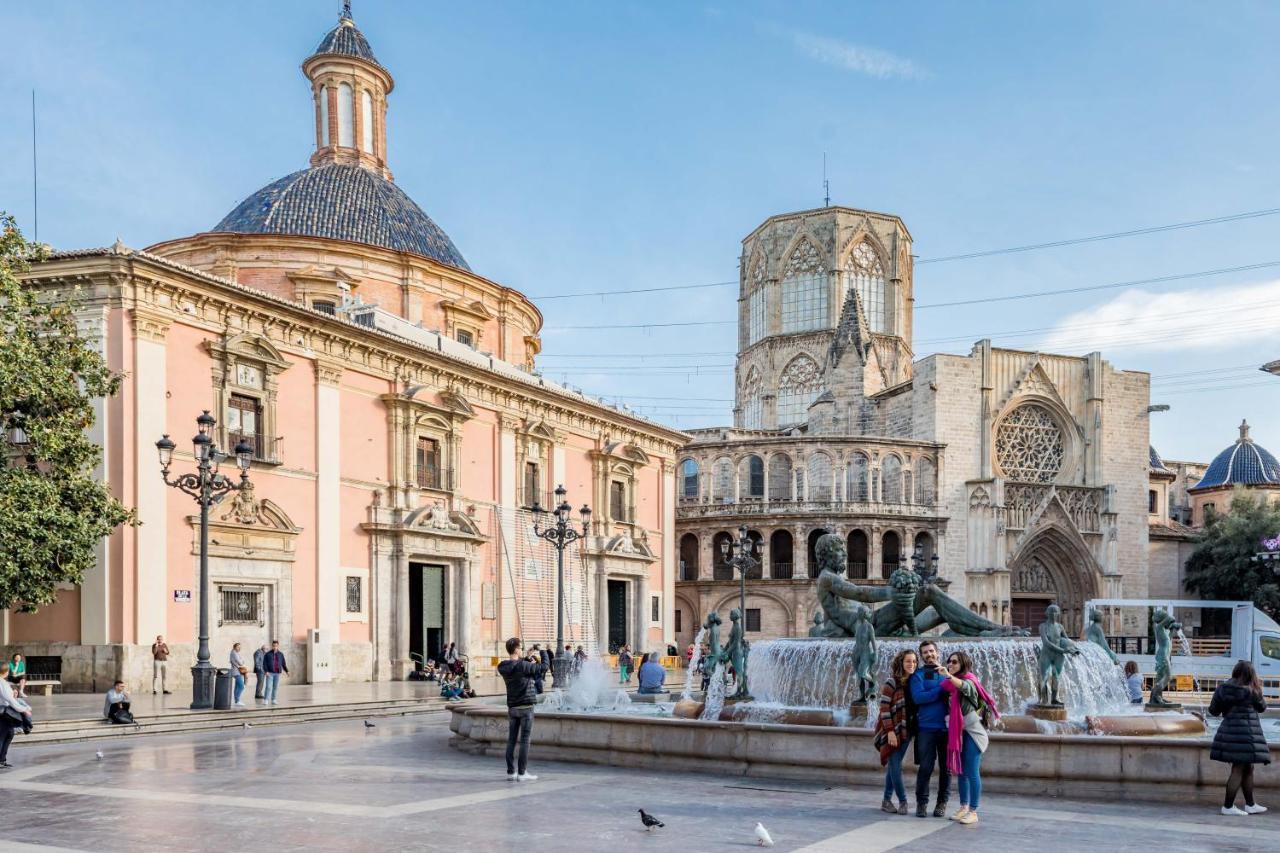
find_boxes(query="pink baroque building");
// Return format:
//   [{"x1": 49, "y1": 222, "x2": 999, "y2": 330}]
[{"x1": 2, "y1": 8, "x2": 686, "y2": 691}]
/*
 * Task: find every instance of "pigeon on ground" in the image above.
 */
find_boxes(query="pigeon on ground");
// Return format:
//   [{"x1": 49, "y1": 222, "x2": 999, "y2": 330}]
[
  {"x1": 243, "y1": 722, "x2": 252, "y2": 729},
  {"x1": 95, "y1": 751, "x2": 104, "y2": 761},
  {"x1": 754, "y1": 822, "x2": 774, "y2": 847},
  {"x1": 638, "y1": 809, "x2": 664, "y2": 831},
  {"x1": 363, "y1": 720, "x2": 376, "y2": 729}
]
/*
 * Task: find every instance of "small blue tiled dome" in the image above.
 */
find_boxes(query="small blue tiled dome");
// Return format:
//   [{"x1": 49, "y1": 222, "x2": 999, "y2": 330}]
[
  {"x1": 312, "y1": 10, "x2": 380, "y2": 66},
  {"x1": 1190, "y1": 420, "x2": 1280, "y2": 491},
  {"x1": 213, "y1": 164, "x2": 470, "y2": 270}
]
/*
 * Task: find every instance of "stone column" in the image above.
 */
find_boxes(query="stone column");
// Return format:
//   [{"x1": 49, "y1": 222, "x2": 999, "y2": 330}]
[
  {"x1": 81, "y1": 306, "x2": 112, "y2": 646},
  {"x1": 636, "y1": 573, "x2": 650, "y2": 653},
  {"x1": 794, "y1": 524, "x2": 808, "y2": 578},
  {"x1": 596, "y1": 565, "x2": 610, "y2": 652},
  {"x1": 761, "y1": 528, "x2": 772, "y2": 579},
  {"x1": 661, "y1": 460, "x2": 676, "y2": 646},
  {"x1": 315, "y1": 361, "x2": 343, "y2": 662},
  {"x1": 456, "y1": 558, "x2": 473, "y2": 657},
  {"x1": 869, "y1": 528, "x2": 882, "y2": 580},
  {"x1": 133, "y1": 309, "x2": 170, "y2": 645},
  {"x1": 498, "y1": 415, "x2": 519, "y2": 640},
  {"x1": 700, "y1": 532, "x2": 714, "y2": 581},
  {"x1": 979, "y1": 339, "x2": 994, "y2": 479},
  {"x1": 392, "y1": 546, "x2": 411, "y2": 680}
]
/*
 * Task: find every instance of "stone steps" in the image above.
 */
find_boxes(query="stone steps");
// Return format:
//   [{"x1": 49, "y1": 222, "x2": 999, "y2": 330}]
[{"x1": 20, "y1": 697, "x2": 454, "y2": 746}]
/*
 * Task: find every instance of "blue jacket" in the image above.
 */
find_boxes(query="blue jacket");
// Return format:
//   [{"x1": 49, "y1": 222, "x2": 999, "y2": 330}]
[
  {"x1": 638, "y1": 661, "x2": 666, "y2": 692},
  {"x1": 908, "y1": 669, "x2": 947, "y2": 731}
]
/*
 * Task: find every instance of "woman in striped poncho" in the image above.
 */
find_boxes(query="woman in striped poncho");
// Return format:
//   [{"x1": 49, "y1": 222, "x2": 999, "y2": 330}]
[{"x1": 872, "y1": 648, "x2": 919, "y2": 814}]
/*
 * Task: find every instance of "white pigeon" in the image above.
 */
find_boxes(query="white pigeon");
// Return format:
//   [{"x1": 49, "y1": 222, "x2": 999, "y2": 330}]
[
  {"x1": 754, "y1": 823, "x2": 774, "y2": 847},
  {"x1": 95, "y1": 751, "x2": 104, "y2": 760},
  {"x1": 243, "y1": 722, "x2": 252, "y2": 729}
]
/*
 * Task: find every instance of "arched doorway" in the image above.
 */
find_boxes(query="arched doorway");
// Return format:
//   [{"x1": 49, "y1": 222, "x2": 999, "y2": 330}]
[
  {"x1": 679, "y1": 533, "x2": 699, "y2": 581},
  {"x1": 770, "y1": 530, "x2": 794, "y2": 579},
  {"x1": 712, "y1": 531, "x2": 734, "y2": 580},
  {"x1": 1008, "y1": 527, "x2": 1099, "y2": 636},
  {"x1": 745, "y1": 530, "x2": 764, "y2": 578},
  {"x1": 807, "y1": 528, "x2": 831, "y2": 577},
  {"x1": 881, "y1": 531, "x2": 901, "y2": 579},
  {"x1": 847, "y1": 529, "x2": 869, "y2": 579}
]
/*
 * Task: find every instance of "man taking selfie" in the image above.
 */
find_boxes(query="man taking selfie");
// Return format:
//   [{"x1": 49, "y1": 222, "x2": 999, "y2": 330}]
[
  {"x1": 497, "y1": 637, "x2": 548, "y2": 782},
  {"x1": 909, "y1": 639, "x2": 951, "y2": 817}
]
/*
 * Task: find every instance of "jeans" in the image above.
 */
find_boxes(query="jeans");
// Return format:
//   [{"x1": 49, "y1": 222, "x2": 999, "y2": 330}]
[
  {"x1": 505, "y1": 706, "x2": 535, "y2": 775},
  {"x1": 254, "y1": 671, "x2": 265, "y2": 699},
  {"x1": 264, "y1": 673, "x2": 281, "y2": 702},
  {"x1": 153, "y1": 660, "x2": 167, "y2": 693},
  {"x1": 233, "y1": 673, "x2": 245, "y2": 703},
  {"x1": 883, "y1": 739, "x2": 910, "y2": 803},
  {"x1": 914, "y1": 728, "x2": 951, "y2": 807},
  {"x1": 958, "y1": 732, "x2": 983, "y2": 810}
]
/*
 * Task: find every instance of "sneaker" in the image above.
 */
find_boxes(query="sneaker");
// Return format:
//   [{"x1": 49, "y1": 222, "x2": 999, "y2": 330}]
[
  {"x1": 1244, "y1": 804, "x2": 1268, "y2": 815},
  {"x1": 957, "y1": 811, "x2": 978, "y2": 826},
  {"x1": 0, "y1": 761, "x2": 11, "y2": 769},
  {"x1": 516, "y1": 772, "x2": 538, "y2": 782},
  {"x1": 163, "y1": 691, "x2": 172, "y2": 695},
  {"x1": 153, "y1": 690, "x2": 158, "y2": 695},
  {"x1": 1221, "y1": 806, "x2": 1247, "y2": 816},
  {"x1": 896, "y1": 802, "x2": 909, "y2": 815},
  {"x1": 933, "y1": 803, "x2": 948, "y2": 818},
  {"x1": 506, "y1": 772, "x2": 517, "y2": 781},
  {"x1": 950, "y1": 806, "x2": 971, "y2": 821},
  {"x1": 881, "y1": 799, "x2": 895, "y2": 814},
  {"x1": 916, "y1": 804, "x2": 928, "y2": 818}
]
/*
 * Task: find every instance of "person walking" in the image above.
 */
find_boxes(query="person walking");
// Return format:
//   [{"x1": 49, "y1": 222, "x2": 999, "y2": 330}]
[
  {"x1": 940, "y1": 650, "x2": 1000, "y2": 826},
  {"x1": 0, "y1": 662, "x2": 34, "y2": 769},
  {"x1": 618, "y1": 645, "x2": 633, "y2": 685},
  {"x1": 874, "y1": 648, "x2": 919, "y2": 815},
  {"x1": 253, "y1": 643, "x2": 268, "y2": 701},
  {"x1": 1123, "y1": 660, "x2": 1143, "y2": 704},
  {"x1": 151, "y1": 635, "x2": 171, "y2": 695},
  {"x1": 6, "y1": 654, "x2": 26, "y2": 699},
  {"x1": 497, "y1": 637, "x2": 547, "y2": 782},
  {"x1": 1209, "y1": 660, "x2": 1270, "y2": 816},
  {"x1": 229, "y1": 643, "x2": 248, "y2": 707},
  {"x1": 261, "y1": 640, "x2": 288, "y2": 704},
  {"x1": 908, "y1": 639, "x2": 951, "y2": 818}
]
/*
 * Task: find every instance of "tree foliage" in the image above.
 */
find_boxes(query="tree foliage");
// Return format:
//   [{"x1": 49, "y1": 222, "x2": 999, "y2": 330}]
[
  {"x1": 0, "y1": 213, "x2": 134, "y2": 611},
  {"x1": 1183, "y1": 491, "x2": 1280, "y2": 620}
]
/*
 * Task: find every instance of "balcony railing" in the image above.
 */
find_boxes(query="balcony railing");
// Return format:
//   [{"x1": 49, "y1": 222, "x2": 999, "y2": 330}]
[
  {"x1": 847, "y1": 560, "x2": 869, "y2": 579},
  {"x1": 416, "y1": 466, "x2": 455, "y2": 491},
  {"x1": 771, "y1": 561, "x2": 794, "y2": 580},
  {"x1": 677, "y1": 499, "x2": 941, "y2": 519},
  {"x1": 712, "y1": 562, "x2": 733, "y2": 581},
  {"x1": 610, "y1": 504, "x2": 637, "y2": 524},
  {"x1": 226, "y1": 431, "x2": 282, "y2": 465}
]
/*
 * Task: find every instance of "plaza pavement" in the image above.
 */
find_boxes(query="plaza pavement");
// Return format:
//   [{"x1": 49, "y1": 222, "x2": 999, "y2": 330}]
[{"x1": 3, "y1": 710, "x2": 1276, "y2": 852}]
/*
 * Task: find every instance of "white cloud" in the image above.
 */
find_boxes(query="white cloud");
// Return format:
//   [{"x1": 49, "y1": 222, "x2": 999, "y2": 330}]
[
  {"x1": 788, "y1": 32, "x2": 925, "y2": 80},
  {"x1": 1038, "y1": 279, "x2": 1280, "y2": 355}
]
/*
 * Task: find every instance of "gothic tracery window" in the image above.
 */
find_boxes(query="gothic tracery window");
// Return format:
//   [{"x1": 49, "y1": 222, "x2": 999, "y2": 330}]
[
  {"x1": 747, "y1": 254, "x2": 768, "y2": 345},
  {"x1": 780, "y1": 240, "x2": 827, "y2": 334},
  {"x1": 844, "y1": 241, "x2": 887, "y2": 333},
  {"x1": 740, "y1": 367, "x2": 763, "y2": 429},
  {"x1": 995, "y1": 403, "x2": 1066, "y2": 483},
  {"x1": 776, "y1": 354, "x2": 822, "y2": 426}
]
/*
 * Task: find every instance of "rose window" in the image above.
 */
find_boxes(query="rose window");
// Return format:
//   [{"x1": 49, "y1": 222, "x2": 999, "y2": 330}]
[{"x1": 995, "y1": 403, "x2": 1065, "y2": 483}]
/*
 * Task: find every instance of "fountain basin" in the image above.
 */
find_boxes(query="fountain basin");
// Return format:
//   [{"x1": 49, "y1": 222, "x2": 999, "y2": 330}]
[{"x1": 448, "y1": 703, "x2": 1276, "y2": 804}]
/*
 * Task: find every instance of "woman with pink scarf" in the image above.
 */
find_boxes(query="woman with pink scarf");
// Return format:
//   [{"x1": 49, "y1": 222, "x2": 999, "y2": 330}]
[{"x1": 940, "y1": 650, "x2": 1000, "y2": 826}]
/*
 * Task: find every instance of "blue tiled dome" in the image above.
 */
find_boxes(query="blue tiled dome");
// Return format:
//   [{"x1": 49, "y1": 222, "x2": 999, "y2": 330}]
[
  {"x1": 212, "y1": 164, "x2": 470, "y2": 270},
  {"x1": 1190, "y1": 420, "x2": 1280, "y2": 491},
  {"x1": 313, "y1": 12, "x2": 380, "y2": 66}
]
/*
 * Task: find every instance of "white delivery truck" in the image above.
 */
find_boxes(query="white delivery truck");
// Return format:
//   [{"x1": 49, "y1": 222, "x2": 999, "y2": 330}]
[{"x1": 1083, "y1": 598, "x2": 1280, "y2": 698}]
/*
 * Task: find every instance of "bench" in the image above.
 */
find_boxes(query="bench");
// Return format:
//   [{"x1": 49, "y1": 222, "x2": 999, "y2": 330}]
[{"x1": 21, "y1": 655, "x2": 62, "y2": 695}]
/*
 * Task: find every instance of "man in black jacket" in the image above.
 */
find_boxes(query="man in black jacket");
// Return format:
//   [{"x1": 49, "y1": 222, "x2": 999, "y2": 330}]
[{"x1": 497, "y1": 637, "x2": 547, "y2": 781}]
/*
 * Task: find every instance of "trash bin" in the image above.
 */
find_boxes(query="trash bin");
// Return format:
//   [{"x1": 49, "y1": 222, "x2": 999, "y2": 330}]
[{"x1": 213, "y1": 668, "x2": 233, "y2": 710}]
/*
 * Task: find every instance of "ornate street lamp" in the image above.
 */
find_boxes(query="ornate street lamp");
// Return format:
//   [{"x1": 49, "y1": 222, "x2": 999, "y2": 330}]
[
  {"x1": 911, "y1": 543, "x2": 940, "y2": 585},
  {"x1": 156, "y1": 411, "x2": 254, "y2": 709},
  {"x1": 719, "y1": 524, "x2": 760, "y2": 699},
  {"x1": 530, "y1": 484, "x2": 591, "y2": 689}
]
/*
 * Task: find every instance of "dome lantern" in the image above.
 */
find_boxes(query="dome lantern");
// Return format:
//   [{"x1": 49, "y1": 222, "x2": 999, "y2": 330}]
[
  {"x1": 1189, "y1": 419, "x2": 1280, "y2": 492},
  {"x1": 304, "y1": 2, "x2": 394, "y2": 179}
]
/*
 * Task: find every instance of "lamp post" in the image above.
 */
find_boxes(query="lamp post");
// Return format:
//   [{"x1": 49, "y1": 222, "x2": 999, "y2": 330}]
[
  {"x1": 1252, "y1": 536, "x2": 1280, "y2": 576},
  {"x1": 719, "y1": 525, "x2": 760, "y2": 698},
  {"x1": 156, "y1": 411, "x2": 254, "y2": 710},
  {"x1": 911, "y1": 543, "x2": 940, "y2": 584},
  {"x1": 530, "y1": 484, "x2": 591, "y2": 689}
]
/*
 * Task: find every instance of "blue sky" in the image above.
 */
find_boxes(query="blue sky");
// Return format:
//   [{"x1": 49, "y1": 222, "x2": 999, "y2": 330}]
[{"x1": 4, "y1": 1, "x2": 1280, "y2": 463}]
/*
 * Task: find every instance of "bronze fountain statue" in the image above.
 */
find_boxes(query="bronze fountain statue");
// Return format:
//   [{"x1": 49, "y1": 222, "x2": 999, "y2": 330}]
[{"x1": 810, "y1": 533, "x2": 1026, "y2": 638}]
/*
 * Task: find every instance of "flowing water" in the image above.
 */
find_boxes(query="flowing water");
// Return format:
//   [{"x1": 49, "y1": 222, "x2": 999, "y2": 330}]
[
  {"x1": 681, "y1": 627, "x2": 708, "y2": 701},
  {"x1": 540, "y1": 659, "x2": 632, "y2": 713},
  {"x1": 744, "y1": 637, "x2": 1133, "y2": 722}
]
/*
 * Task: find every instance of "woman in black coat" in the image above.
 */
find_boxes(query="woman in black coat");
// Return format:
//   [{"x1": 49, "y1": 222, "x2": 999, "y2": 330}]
[{"x1": 1208, "y1": 660, "x2": 1271, "y2": 815}]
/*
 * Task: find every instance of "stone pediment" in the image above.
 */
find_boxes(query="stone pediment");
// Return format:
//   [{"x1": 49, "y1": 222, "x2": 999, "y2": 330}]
[
  {"x1": 197, "y1": 484, "x2": 300, "y2": 561},
  {"x1": 604, "y1": 532, "x2": 654, "y2": 559},
  {"x1": 999, "y1": 358, "x2": 1071, "y2": 419},
  {"x1": 403, "y1": 502, "x2": 485, "y2": 540},
  {"x1": 285, "y1": 264, "x2": 359, "y2": 287},
  {"x1": 600, "y1": 440, "x2": 650, "y2": 466},
  {"x1": 440, "y1": 298, "x2": 494, "y2": 321},
  {"x1": 205, "y1": 332, "x2": 291, "y2": 369}
]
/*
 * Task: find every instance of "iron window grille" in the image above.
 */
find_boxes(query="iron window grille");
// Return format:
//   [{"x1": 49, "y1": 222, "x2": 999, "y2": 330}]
[
  {"x1": 346, "y1": 577, "x2": 362, "y2": 613},
  {"x1": 219, "y1": 586, "x2": 264, "y2": 627}
]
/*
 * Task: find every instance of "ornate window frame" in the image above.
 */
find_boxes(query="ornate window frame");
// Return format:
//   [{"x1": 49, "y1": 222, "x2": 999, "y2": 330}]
[
  {"x1": 205, "y1": 333, "x2": 292, "y2": 465},
  {"x1": 440, "y1": 298, "x2": 494, "y2": 350},
  {"x1": 286, "y1": 265, "x2": 359, "y2": 313},
  {"x1": 591, "y1": 440, "x2": 650, "y2": 531},
  {"x1": 341, "y1": 566, "x2": 369, "y2": 623},
  {"x1": 516, "y1": 418, "x2": 556, "y2": 509},
  {"x1": 383, "y1": 386, "x2": 475, "y2": 504}
]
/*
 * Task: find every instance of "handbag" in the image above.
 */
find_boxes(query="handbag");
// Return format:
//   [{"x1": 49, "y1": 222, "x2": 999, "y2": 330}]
[{"x1": 238, "y1": 665, "x2": 249, "y2": 676}]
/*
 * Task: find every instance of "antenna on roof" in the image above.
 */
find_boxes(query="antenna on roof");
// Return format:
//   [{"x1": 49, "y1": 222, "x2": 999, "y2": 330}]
[
  {"x1": 822, "y1": 152, "x2": 830, "y2": 208},
  {"x1": 31, "y1": 89, "x2": 38, "y2": 242}
]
